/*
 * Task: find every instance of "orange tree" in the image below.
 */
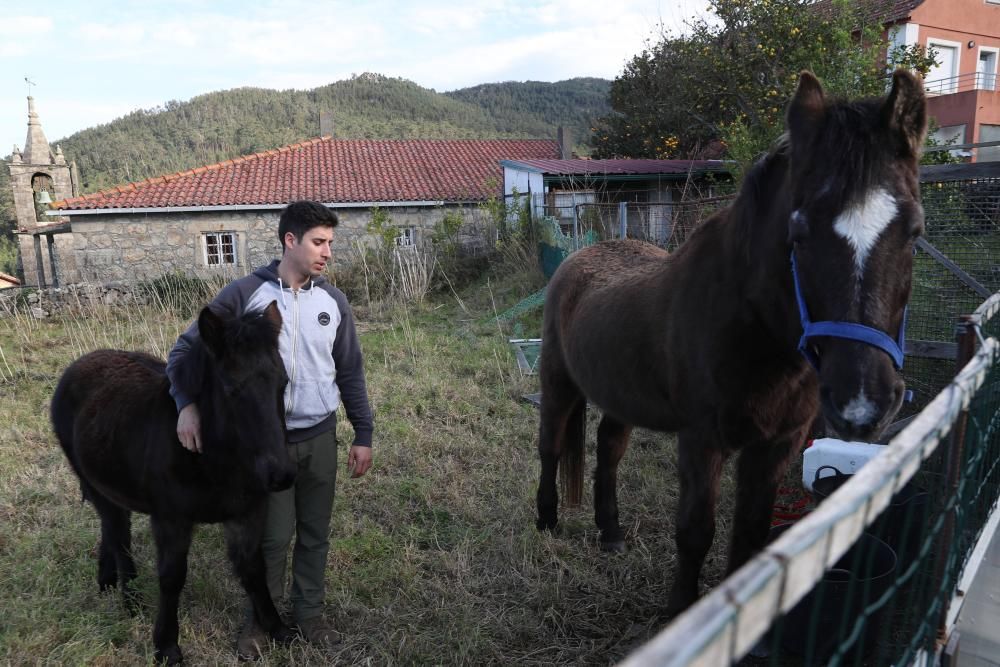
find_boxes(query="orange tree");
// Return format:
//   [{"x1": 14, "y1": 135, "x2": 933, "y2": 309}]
[{"x1": 593, "y1": 0, "x2": 936, "y2": 168}]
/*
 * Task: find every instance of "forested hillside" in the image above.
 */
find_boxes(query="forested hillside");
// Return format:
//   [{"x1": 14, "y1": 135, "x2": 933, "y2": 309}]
[{"x1": 2, "y1": 74, "x2": 609, "y2": 207}]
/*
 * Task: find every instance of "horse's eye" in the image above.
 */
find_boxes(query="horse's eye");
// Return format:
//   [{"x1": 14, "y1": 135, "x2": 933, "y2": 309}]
[{"x1": 788, "y1": 209, "x2": 809, "y2": 243}]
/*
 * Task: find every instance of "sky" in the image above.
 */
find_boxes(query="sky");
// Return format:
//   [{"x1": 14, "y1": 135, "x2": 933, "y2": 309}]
[{"x1": 0, "y1": 0, "x2": 710, "y2": 155}]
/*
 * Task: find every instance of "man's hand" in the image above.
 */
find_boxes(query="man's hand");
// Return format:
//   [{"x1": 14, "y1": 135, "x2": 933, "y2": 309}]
[
  {"x1": 177, "y1": 403, "x2": 203, "y2": 453},
  {"x1": 347, "y1": 445, "x2": 372, "y2": 478}
]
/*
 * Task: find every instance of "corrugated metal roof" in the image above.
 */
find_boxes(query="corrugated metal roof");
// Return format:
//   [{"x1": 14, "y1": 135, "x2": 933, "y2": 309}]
[{"x1": 503, "y1": 158, "x2": 727, "y2": 176}]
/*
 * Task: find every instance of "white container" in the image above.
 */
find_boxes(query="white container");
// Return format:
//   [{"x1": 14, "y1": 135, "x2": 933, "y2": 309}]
[{"x1": 802, "y1": 438, "x2": 886, "y2": 491}]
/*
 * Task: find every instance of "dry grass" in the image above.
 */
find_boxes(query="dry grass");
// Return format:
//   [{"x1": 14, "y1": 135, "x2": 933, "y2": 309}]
[{"x1": 0, "y1": 273, "x2": 743, "y2": 665}]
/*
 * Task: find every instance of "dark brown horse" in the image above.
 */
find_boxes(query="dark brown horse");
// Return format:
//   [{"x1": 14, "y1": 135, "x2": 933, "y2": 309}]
[
  {"x1": 52, "y1": 302, "x2": 297, "y2": 664},
  {"x1": 536, "y1": 71, "x2": 927, "y2": 615}
]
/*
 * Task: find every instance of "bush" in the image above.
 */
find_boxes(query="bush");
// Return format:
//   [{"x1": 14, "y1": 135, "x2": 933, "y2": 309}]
[{"x1": 0, "y1": 236, "x2": 18, "y2": 277}]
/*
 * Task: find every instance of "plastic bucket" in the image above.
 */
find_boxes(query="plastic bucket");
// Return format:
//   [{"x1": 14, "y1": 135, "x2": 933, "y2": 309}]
[
  {"x1": 810, "y1": 465, "x2": 929, "y2": 564},
  {"x1": 772, "y1": 523, "x2": 897, "y2": 660},
  {"x1": 811, "y1": 465, "x2": 852, "y2": 503}
]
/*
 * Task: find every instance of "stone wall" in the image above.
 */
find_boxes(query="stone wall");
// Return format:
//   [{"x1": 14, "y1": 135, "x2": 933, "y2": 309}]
[
  {"x1": 55, "y1": 204, "x2": 479, "y2": 284},
  {"x1": 0, "y1": 282, "x2": 150, "y2": 319}
]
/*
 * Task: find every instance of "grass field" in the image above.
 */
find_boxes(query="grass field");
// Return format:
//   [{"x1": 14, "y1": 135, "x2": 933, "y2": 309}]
[{"x1": 0, "y1": 268, "x2": 741, "y2": 666}]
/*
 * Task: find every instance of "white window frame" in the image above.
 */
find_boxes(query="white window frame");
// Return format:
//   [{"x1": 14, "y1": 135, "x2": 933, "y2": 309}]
[
  {"x1": 925, "y1": 38, "x2": 963, "y2": 94},
  {"x1": 977, "y1": 46, "x2": 999, "y2": 91},
  {"x1": 394, "y1": 226, "x2": 416, "y2": 249},
  {"x1": 203, "y1": 231, "x2": 238, "y2": 266}
]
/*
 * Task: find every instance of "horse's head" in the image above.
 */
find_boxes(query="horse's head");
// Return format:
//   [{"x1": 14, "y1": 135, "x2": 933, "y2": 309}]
[
  {"x1": 785, "y1": 70, "x2": 927, "y2": 440},
  {"x1": 198, "y1": 301, "x2": 295, "y2": 492}
]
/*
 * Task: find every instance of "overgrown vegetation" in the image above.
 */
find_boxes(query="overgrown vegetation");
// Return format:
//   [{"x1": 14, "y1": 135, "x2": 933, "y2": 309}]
[
  {"x1": 0, "y1": 236, "x2": 18, "y2": 276},
  {"x1": 592, "y1": 0, "x2": 940, "y2": 170},
  {"x1": 0, "y1": 258, "x2": 744, "y2": 664}
]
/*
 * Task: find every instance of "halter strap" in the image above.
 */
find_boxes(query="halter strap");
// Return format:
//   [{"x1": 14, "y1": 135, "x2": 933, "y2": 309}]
[{"x1": 791, "y1": 251, "x2": 907, "y2": 370}]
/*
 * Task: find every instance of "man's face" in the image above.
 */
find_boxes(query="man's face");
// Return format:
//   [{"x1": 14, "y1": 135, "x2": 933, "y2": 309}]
[{"x1": 285, "y1": 226, "x2": 333, "y2": 277}]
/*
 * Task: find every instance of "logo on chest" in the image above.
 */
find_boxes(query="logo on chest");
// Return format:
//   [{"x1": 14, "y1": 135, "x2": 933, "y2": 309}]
[{"x1": 318, "y1": 312, "x2": 331, "y2": 326}]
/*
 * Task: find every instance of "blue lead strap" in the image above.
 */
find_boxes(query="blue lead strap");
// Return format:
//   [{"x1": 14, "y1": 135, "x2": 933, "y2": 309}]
[{"x1": 790, "y1": 251, "x2": 907, "y2": 371}]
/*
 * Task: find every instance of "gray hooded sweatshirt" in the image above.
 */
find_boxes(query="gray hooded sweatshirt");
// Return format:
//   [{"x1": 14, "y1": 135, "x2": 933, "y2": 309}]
[{"x1": 166, "y1": 260, "x2": 373, "y2": 445}]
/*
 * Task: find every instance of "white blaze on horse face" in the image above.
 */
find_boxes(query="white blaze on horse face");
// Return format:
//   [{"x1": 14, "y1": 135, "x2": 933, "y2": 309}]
[
  {"x1": 833, "y1": 188, "x2": 898, "y2": 274},
  {"x1": 842, "y1": 388, "x2": 877, "y2": 427}
]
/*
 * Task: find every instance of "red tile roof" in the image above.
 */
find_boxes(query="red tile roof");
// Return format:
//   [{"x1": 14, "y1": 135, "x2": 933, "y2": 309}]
[
  {"x1": 504, "y1": 158, "x2": 727, "y2": 176},
  {"x1": 811, "y1": 0, "x2": 924, "y2": 25},
  {"x1": 53, "y1": 137, "x2": 561, "y2": 211}
]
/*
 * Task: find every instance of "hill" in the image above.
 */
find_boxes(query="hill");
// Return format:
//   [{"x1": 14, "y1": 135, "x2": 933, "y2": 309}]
[
  {"x1": 0, "y1": 74, "x2": 609, "y2": 271},
  {"x1": 5, "y1": 74, "x2": 609, "y2": 198}
]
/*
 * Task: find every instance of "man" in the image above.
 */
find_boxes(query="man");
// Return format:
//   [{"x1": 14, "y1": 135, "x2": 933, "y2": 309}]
[{"x1": 166, "y1": 200, "x2": 374, "y2": 657}]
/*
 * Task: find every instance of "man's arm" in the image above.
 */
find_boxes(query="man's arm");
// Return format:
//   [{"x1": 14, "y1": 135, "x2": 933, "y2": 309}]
[
  {"x1": 165, "y1": 280, "x2": 246, "y2": 452},
  {"x1": 331, "y1": 294, "x2": 374, "y2": 455}
]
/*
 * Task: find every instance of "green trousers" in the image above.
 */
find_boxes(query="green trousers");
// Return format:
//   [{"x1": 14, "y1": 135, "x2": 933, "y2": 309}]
[{"x1": 262, "y1": 428, "x2": 338, "y2": 622}]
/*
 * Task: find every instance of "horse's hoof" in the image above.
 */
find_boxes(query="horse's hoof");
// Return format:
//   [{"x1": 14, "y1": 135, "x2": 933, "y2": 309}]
[
  {"x1": 601, "y1": 540, "x2": 627, "y2": 554},
  {"x1": 271, "y1": 623, "x2": 296, "y2": 645},
  {"x1": 154, "y1": 646, "x2": 183, "y2": 665},
  {"x1": 536, "y1": 517, "x2": 558, "y2": 533}
]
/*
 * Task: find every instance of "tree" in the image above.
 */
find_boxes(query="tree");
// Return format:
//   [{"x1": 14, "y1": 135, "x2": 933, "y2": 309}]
[{"x1": 592, "y1": 0, "x2": 937, "y2": 171}]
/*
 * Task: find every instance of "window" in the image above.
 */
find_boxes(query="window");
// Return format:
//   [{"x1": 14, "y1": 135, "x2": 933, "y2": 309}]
[
  {"x1": 394, "y1": 227, "x2": 416, "y2": 248},
  {"x1": 204, "y1": 232, "x2": 237, "y2": 265},
  {"x1": 980, "y1": 125, "x2": 1000, "y2": 162},
  {"x1": 931, "y1": 125, "x2": 969, "y2": 159},
  {"x1": 978, "y1": 48, "x2": 998, "y2": 91},
  {"x1": 925, "y1": 39, "x2": 962, "y2": 94}
]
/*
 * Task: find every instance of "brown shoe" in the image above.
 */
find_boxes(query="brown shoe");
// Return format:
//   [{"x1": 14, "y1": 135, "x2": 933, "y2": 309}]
[
  {"x1": 236, "y1": 613, "x2": 268, "y2": 661},
  {"x1": 296, "y1": 615, "x2": 342, "y2": 649}
]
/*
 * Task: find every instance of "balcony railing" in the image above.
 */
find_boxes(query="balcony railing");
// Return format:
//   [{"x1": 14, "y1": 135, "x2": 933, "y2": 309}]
[{"x1": 924, "y1": 71, "x2": 998, "y2": 95}]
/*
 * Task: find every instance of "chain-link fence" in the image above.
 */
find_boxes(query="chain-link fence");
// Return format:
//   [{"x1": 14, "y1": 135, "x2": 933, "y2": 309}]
[
  {"x1": 615, "y1": 165, "x2": 1000, "y2": 665},
  {"x1": 899, "y1": 164, "x2": 1000, "y2": 420},
  {"x1": 623, "y1": 293, "x2": 1000, "y2": 666}
]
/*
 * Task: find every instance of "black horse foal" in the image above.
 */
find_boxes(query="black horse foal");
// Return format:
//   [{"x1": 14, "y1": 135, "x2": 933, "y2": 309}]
[{"x1": 52, "y1": 302, "x2": 297, "y2": 664}]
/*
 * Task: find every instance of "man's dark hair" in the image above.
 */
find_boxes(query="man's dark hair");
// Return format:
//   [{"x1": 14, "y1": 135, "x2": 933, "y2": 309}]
[{"x1": 278, "y1": 201, "x2": 338, "y2": 250}]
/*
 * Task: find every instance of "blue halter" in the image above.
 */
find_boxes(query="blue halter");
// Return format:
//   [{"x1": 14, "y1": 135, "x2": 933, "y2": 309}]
[{"x1": 791, "y1": 250, "x2": 907, "y2": 370}]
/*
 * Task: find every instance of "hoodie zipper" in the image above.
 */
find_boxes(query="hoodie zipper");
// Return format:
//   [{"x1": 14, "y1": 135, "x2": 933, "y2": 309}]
[{"x1": 286, "y1": 288, "x2": 300, "y2": 415}]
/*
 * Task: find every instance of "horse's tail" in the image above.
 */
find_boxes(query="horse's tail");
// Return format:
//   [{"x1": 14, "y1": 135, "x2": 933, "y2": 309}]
[{"x1": 559, "y1": 400, "x2": 587, "y2": 507}]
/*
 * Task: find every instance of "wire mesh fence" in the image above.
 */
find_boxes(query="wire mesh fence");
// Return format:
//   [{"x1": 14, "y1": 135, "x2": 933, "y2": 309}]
[
  {"x1": 623, "y1": 307, "x2": 1000, "y2": 666},
  {"x1": 616, "y1": 163, "x2": 1000, "y2": 666}
]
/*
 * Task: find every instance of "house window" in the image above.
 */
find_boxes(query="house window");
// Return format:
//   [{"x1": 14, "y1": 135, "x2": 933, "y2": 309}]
[
  {"x1": 931, "y1": 125, "x2": 969, "y2": 159},
  {"x1": 204, "y1": 232, "x2": 237, "y2": 265},
  {"x1": 395, "y1": 227, "x2": 416, "y2": 248},
  {"x1": 925, "y1": 39, "x2": 962, "y2": 94},
  {"x1": 980, "y1": 125, "x2": 1000, "y2": 162},
  {"x1": 978, "y1": 48, "x2": 998, "y2": 91}
]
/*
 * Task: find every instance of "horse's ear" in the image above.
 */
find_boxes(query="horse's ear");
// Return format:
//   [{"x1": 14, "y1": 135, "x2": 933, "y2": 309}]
[
  {"x1": 787, "y1": 71, "x2": 826, "y2": 145},
  {"x1": 198, "y1": 307, "x2": 226, "y2": 358},
  {"x1": 263, "y1": 300, "x2": 282, "y2": 335},
  {"x1": 882, "y1": 68, "x2": 928, "y2": 157}
]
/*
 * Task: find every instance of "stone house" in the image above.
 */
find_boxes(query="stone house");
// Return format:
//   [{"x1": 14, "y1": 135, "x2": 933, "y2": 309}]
[{"x1": 8, "y1": 96, "x2": 561, "y2": 286}]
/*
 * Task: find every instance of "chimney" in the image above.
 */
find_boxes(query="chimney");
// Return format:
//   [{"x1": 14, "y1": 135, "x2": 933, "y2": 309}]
[
  {"x1": 557, "y1": 126, "x2": 572, "y2": 160},
  {"x1": 320, "y1": 111, "x2": 334, "y2": 138}
]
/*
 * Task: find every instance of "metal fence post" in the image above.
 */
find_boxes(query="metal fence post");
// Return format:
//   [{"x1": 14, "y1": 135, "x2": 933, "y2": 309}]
[
  {"x1": 573, "y1": 205, "x2": 580, "y2": 251},
  {"x1": 619, "y1": 201, "x2": 628, "y2": 239}
]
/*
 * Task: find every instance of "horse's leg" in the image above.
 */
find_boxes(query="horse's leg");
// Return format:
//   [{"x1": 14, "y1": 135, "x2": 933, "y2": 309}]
[
  {"x1": 536, "y1": 368, "x2": 585, "y2": 532},
  {"x1": 727, "y1": 432, "x2": 808, "y2": 573},
  {"x1": 149, "y1": 516, "x2": 193, "y2": 666},
  {"x1": 667, "y1": 429, "x2": 725, "y2": 616},
  {"x1": 594, "y1": 415, "x2": 632, "y2": 553},
  {"x1": 224, "y1": 506, "x2": 296, "y2": 646},
  {"x1": 85, "y1": 484, "x2": 137, "y2": 598}
]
